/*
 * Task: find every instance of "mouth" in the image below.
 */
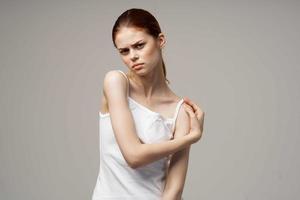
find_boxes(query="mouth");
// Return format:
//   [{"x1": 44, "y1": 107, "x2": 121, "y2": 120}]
[{"x1": 132, "y1": 63, "x2": 144, "y2": 69}]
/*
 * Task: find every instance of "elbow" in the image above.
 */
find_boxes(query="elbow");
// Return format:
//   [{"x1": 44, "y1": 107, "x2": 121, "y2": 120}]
[
  {"x1": 127, "y1": 155, "x2": 141, "y2": 169},
  {"x1": 128, "y1": 161, "x2": 139, "y2": 169},
  {"x1": 124, "y1": 148, "x2": 143, "y2": 169}
]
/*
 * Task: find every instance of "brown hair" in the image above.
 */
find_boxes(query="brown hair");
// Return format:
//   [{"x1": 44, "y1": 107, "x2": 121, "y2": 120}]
[{"x1": 112, "y1": 8, "x2": 170, "y2": 84}]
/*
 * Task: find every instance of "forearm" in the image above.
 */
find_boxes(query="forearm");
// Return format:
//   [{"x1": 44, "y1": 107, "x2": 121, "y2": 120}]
[
  {"x1": 162, "y1": 119, "x2": 191, "y2": 199},
  {"x1": 161, "y1": 189, "x2": 183, "y2": 200},
  {"x1": 162, "y1": 150, "x2": 189, "y2": 200},
  {"x1": 134, "y1": 134, "x2": 193, "y2": 168}
]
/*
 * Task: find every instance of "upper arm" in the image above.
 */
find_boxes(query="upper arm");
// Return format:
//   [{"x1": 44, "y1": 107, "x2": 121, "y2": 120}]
[
  {"x1": 173, "y1": 104, "x2": 190, "y2": 138},
  {"x1": 164, "y1": 104, "x2": 191, "y2": 195},
  {"x1": 103, "y1": 70, "x2": 142, "y2": 168}
]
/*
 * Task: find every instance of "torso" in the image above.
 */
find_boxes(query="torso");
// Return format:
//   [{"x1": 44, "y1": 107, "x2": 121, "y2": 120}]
[{"x1": 100, "y1": 73, "x2": 182, "y2": 120}]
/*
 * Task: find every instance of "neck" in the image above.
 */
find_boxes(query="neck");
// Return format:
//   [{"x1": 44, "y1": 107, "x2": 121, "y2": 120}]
[{"x1": 128, "y1": 61, "x2": 169, "y2": 100}]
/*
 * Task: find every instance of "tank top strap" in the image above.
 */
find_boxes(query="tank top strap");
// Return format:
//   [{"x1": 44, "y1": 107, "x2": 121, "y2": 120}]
[
  {"x1": 171, "y1": 98, "x2": 185, "y2": 133},
  {"x1": 116, "y1": 70, "x2": 129, "y2": 96}
]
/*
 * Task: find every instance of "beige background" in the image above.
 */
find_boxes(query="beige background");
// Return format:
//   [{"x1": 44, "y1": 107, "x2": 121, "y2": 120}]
[{"x1": 1, "y1": 0, "x2": 299, "y2": 199}]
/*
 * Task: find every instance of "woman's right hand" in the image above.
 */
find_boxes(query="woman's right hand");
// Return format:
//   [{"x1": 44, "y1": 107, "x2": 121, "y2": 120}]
[{"x1": 183, "y1": 97, "x2": 205, "y2": 144}]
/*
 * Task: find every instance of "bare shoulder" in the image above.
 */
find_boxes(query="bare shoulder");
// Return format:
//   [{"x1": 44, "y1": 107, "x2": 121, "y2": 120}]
[
  {"x1": 103, "y1": 70, "x2": 128, "y2": 98},
  {"x1": 100, "y1": 70, "x2": 128, "y2": 113},
  {"x1": 103, "y1": 70, "x2": 127, "y2": 88}
]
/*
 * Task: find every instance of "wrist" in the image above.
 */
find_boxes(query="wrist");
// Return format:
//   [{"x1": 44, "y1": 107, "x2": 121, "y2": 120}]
[{"x1": 185, "y1": 133, "x2": 196, "y2": 144}]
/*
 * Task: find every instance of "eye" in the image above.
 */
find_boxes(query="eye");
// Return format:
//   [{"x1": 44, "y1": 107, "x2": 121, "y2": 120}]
[
  {"x1": 119, "y1": 49, "x2": 129, "y2": 55},
  {"x1": 136, "y1": 43, "x2": 145, "y2": 49}
]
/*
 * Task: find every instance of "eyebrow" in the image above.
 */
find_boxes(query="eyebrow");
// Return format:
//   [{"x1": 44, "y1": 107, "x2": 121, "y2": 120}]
[{"x1": 117, "y1": 40, "x2": 143, "y2": 51}]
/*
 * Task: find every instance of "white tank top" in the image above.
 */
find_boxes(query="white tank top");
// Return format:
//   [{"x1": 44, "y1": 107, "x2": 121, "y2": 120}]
[{"x1": 92, "y1": 70, "x2": 184, "y2": 200}]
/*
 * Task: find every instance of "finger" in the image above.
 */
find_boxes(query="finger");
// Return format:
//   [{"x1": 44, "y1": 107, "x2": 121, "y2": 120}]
[
  {"x1": 195, "y1": 109, "x2": 204, "y2": 120},
  {"x1": 184, "y1": 98, "x2": 203, "y2": 115},
  {"x1": 183, "y1": 103, "x2": 194, "y2": 113},
  {"x1": 184, "y1": 101, "x2": 203, "y2": 120},
  {"x1": 197, "y1": 111, "x2": 205, "y2": 121},
  {"x1": 183, "y1": 97, "x2": 198, "y2": 111},
  {"x1": 183, "y1": 104, "x2": 196, "y2": 118}
]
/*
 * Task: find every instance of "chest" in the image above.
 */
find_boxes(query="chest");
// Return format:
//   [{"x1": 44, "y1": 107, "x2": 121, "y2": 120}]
[{"x1": 100, "y1": 102, "x2": 174, "y2": 146}]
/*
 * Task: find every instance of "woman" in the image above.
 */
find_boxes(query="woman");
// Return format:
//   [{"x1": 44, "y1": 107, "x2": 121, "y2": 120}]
[{"x1": 92, "y1": 8, "x2": 205, "y2": 200}]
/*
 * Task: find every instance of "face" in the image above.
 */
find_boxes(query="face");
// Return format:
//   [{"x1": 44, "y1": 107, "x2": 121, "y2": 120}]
[{"x1": 114, "y1": 27, "x2": 166, "y2": 74}]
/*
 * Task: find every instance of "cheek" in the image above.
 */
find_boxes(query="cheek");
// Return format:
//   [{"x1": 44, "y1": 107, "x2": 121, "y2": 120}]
[
  {"x1": 144, "y1": 46, "x2": 160, "y2": 60},
  {"x1": 121, "y1": 54, "x2": 130, "y2": 61},
  {"x1": 120, "y1": 56, "x2": 130, "y2": 65}
]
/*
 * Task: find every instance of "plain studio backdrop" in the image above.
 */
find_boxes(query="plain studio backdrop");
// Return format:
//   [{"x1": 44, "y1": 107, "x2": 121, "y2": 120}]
[{"x1": 0, "y1": 1, "x2": 299, "y2": 199}]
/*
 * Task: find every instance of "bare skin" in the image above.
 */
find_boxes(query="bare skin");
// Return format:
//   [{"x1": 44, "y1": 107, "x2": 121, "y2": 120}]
[{"x1": 101, "y1": 26, "x2": 205, "y2": 199}]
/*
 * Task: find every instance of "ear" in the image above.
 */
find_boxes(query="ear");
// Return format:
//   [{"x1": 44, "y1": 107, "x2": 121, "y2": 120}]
[{"x1": 157, "y1": 32, "x2": 166, "y2": 49}]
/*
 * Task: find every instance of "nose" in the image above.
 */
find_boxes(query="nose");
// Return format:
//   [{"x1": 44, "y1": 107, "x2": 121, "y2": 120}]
[{"x1": 130, "y1": 50, "x2": 139, "y2": 61}]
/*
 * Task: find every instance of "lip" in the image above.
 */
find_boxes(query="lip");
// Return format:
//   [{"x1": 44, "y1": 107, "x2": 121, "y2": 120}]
[{"x1": 132, "y1": 63, "x2": 144, "y2": 69}]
